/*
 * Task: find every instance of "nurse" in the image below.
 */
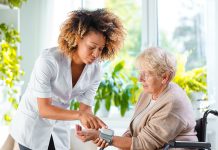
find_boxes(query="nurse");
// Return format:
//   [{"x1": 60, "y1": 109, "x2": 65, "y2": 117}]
[{"x1": 10, "y1": 9, "x2": 125, "y2": 150}]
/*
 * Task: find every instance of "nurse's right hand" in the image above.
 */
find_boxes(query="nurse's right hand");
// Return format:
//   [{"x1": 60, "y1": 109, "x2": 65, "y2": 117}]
[{"x1": 79, "y1": 112, "x2": 107, "y2": 130}]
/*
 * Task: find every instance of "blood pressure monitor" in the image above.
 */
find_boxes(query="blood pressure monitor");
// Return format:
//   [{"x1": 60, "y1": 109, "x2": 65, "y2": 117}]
[{"x1": 99, "y1": 128, "x2": 114, "y2": 145}]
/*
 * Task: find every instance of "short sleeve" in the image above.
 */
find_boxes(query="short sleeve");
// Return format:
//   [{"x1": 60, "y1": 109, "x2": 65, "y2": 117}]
[
  {"x1": 31, "y1": 57, "x2": 57, "y2": 98},
  {"x1": 76, "y1": 63, "x2": 102, "y2": 106}
]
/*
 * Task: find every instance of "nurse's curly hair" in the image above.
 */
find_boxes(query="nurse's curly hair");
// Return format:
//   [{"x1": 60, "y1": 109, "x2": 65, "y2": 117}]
[{"x1": 58, "y1": 9, "x2": 125, "y2": 60}]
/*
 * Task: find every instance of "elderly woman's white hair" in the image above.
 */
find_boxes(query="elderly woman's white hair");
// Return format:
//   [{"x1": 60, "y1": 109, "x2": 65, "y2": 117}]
[{"x1": 135, "y1": 47, "x2": 177, "y2": 81}]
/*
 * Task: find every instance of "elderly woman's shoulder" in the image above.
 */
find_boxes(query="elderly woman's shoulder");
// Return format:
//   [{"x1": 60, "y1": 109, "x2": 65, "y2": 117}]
[
  {"x1": 169, "y1": 82, "x2": 187, "y2": 94},
  {"x1": 167, "y1": 82, "x2": 191, "y2": 104}
]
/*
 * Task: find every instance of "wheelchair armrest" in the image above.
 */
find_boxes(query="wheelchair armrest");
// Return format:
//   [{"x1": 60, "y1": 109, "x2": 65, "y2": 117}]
[{"x1": 164, "y1": 140, "x2": 211, "y2": 149}]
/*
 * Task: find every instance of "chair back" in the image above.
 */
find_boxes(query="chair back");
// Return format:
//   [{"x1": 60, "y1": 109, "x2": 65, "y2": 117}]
[{"x1": 195, "y1": 110, "x2": 218, "y2": 142}]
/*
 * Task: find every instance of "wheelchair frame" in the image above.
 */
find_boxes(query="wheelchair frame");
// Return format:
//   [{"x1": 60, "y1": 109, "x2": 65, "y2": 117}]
[{"x1": 164, "y1": 109, "x2": 218, "y2": 150}]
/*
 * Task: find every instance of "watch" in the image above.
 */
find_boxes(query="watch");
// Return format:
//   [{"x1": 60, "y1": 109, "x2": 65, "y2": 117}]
[{"x1": 99, "y1": 128, "x2": 114, "y2": 145}]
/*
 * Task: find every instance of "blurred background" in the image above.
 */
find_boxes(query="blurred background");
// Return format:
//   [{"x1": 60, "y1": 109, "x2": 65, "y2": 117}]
[{"x1": 0, "y1": 0, "x2": 218, "y2": 149}]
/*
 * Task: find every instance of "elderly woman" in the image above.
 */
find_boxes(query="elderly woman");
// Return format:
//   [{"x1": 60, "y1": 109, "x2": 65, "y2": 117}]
[{"x1": 76, "y1": 47, "x2": 197, "y2": 150}]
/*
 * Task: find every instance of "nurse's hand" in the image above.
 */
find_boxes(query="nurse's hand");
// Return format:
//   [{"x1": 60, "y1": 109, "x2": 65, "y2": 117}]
[{"x1": 78, "y1": 111, "x2": 107, "y2": 129}]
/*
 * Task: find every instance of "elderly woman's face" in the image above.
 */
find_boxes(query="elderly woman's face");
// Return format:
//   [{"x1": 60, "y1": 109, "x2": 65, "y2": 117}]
[{"x1": 138, "y1": 70, "x2": 164, "y2": 94}]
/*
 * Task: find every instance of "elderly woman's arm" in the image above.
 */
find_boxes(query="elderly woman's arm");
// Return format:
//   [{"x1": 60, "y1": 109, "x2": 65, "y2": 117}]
[
  {"x1": 130, "y1": 112, "x2": 186, "y2": 149},
  {"x1": 76, "y1": 125, "x2": 132, "y2": 149},
  {"x1": 110, "y1": 136, "x2": 132, "y2": 149}
]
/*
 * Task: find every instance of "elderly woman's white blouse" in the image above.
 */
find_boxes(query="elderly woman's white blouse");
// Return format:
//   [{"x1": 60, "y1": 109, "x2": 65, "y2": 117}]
[{"x1": 10, "y1": 47, "x2": 102, "y2": 150}]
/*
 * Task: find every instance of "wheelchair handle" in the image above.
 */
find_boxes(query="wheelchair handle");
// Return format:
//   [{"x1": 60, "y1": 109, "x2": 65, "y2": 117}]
[{"x1": 203, "y1": 109, "x2": 218, "y2": 119}]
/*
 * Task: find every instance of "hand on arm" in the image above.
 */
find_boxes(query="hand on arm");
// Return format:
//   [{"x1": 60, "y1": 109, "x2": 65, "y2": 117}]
[
  {"x1": 78, "y1": 102, "x2": 107, "y2": 129},
  {"x1": 79, "y1": 102, "x2": 92, "y2": 114},
  {"x1": 37, "y1": 98, "x2": 107, "y2": 129}
]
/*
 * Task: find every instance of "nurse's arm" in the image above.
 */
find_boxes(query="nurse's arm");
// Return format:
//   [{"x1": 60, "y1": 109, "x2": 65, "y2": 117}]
[
  {"x1": 37, "y1": 97, "x2": 81, "y2": 120},
  {"x1": 37, "y1": 98, "x2": 107, "y2": 129},
  {"x1": 79, "y1": 102, "x2": 93, "y2": 114}
]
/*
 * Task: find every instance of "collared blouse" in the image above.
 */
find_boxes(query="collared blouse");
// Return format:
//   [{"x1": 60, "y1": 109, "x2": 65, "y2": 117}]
[{"x1": 10, "y1": 47, "x2": 102, "y2": 149}]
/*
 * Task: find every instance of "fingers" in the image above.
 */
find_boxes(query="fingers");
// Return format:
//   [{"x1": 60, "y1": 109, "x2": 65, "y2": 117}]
[
  {"x1": 80, "y1": 113, "x2": 107, "y2": 130},
  {"x1": 88, "y1": 120, "x2": 95, "y2": 129},
  {"x1": 83, "y1": 123, "x2": 89, "y2": 129},
  {"x1": 76, "y1": 131, "x2": 85, "y2": 136},
  {"x1": 93, "y1": 138, "x2": 108, "y2": 148},
  {"x1": 100, "y1": 140, "x2": 107, "y2": 148},
  {"x1": 96, "y1": 117, "x2": 107, "y2": 128},
  {"x1": 87, "y1": 116, "x2": 100, "y2": 129},
  {"x1": 105, "y1": 143, "x2": 109, "y2": 147},
  {"x1": 76, "y1": 133, "x2": 86, "y2": 142},
  {"x1": 93, "y1": 138, "x2": 100, "y2": 144},
  {"x1": 94, "y1": 138, "x2": 107, "y2": 148},
  {"x1": 86, "y1": 116, "x2": 102, "y2": 129},
  {"x1": 90, "y1": 116, "x2": 107, "y2": 129},
  {"x1": 76, "y1": 131, "x2": 89, "y2": 142}
]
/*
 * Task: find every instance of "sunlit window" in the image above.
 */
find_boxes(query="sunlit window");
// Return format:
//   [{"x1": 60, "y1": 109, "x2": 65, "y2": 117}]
[
  {"x1": 105, "y1": 0, "x2": 142, "y2": 56},
  {"x1": 158, "y1": 0, "x2": 206, "y2": 70}
]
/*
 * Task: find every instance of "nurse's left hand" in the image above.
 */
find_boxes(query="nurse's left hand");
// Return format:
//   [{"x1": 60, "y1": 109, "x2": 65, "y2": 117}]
[{"x1": 75, "y1": 124, "x2": 100, "y2": 142}]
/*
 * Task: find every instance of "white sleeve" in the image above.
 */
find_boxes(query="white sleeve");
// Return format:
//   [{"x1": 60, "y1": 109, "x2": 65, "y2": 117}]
[
  {"x1": 31, "y1": 57, "x2": 56, "y2": 98},
  {"x1": 76, "y1": 64, "x2": 102, "y2": 106}
]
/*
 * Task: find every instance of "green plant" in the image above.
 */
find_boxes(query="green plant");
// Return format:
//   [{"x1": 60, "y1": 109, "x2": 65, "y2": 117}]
[
  {"x1": 0, "y1": 0, "x2": 27, "y2": 8},
  {"x1": 94, "y1": 60, "x2": 141, "y2": 116},
  {"x1": 0, "y1": 23, "x2": 24, "y2": 122},
  {"x1": 173, "y1": 54, "x2": 207, "y2": 99},
  {"x1": 70, "y1": 100, "x2": 80, "y2": 111},
  {"x1": 0, "y1": 0, "x2": 27, "y2": 124}
]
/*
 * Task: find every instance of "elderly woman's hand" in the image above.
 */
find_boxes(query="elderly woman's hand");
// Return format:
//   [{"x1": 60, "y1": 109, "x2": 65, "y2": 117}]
[
  {"x1": 76, "y1": 124, "x2": 109, "y2": 148},
  {"x1": 93, "y1": 138, "x2": 109, "y2": 149},
  {"x1": 76, "y1": 124, "x2": 100, "y2": 142}
]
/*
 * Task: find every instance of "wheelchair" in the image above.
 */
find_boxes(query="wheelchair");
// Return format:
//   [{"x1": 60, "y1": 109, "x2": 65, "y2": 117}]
[{"x1": 164, "y1": 109, "x2": 218, "y2": 150}]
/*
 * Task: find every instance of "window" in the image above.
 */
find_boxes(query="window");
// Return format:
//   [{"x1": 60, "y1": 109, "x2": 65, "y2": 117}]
[
  {"x1": 105, "y1": 0, "x2": 142, "y2": 56},
  {"x1": 158, "y1": 0, "x2": 206, "y2": 70}
]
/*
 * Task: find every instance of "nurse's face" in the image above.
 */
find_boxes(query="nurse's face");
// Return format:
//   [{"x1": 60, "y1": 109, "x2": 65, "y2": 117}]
[{"x1": 75, "y1": 31, "x2": 106, "y2": 64}]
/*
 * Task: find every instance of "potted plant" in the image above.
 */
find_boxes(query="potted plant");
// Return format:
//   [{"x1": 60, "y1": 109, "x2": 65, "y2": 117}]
[
  {"x1": 0, "y1": 0, "x2": 27, "y2": 8},
  {"x1": 173, "y1": 54, "x2": 207, "y2": 118},
  {"x1": 173, "y1": 54, "x2": 207, "y2": 99},
  {"x1": 70, "y1": 60, "x2": 141, "y2": 117},
  {"x1": 0, "y1": 23, "x2": 24, "y2": 123},
  {"x1": 93, "y1": 60, "x2": 141, "y2": 117}
]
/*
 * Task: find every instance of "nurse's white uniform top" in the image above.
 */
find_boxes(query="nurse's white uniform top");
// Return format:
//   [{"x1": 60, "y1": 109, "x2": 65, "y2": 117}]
[{"x1": 10, "y1": 47, "x2": 102, "y2": 150}]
